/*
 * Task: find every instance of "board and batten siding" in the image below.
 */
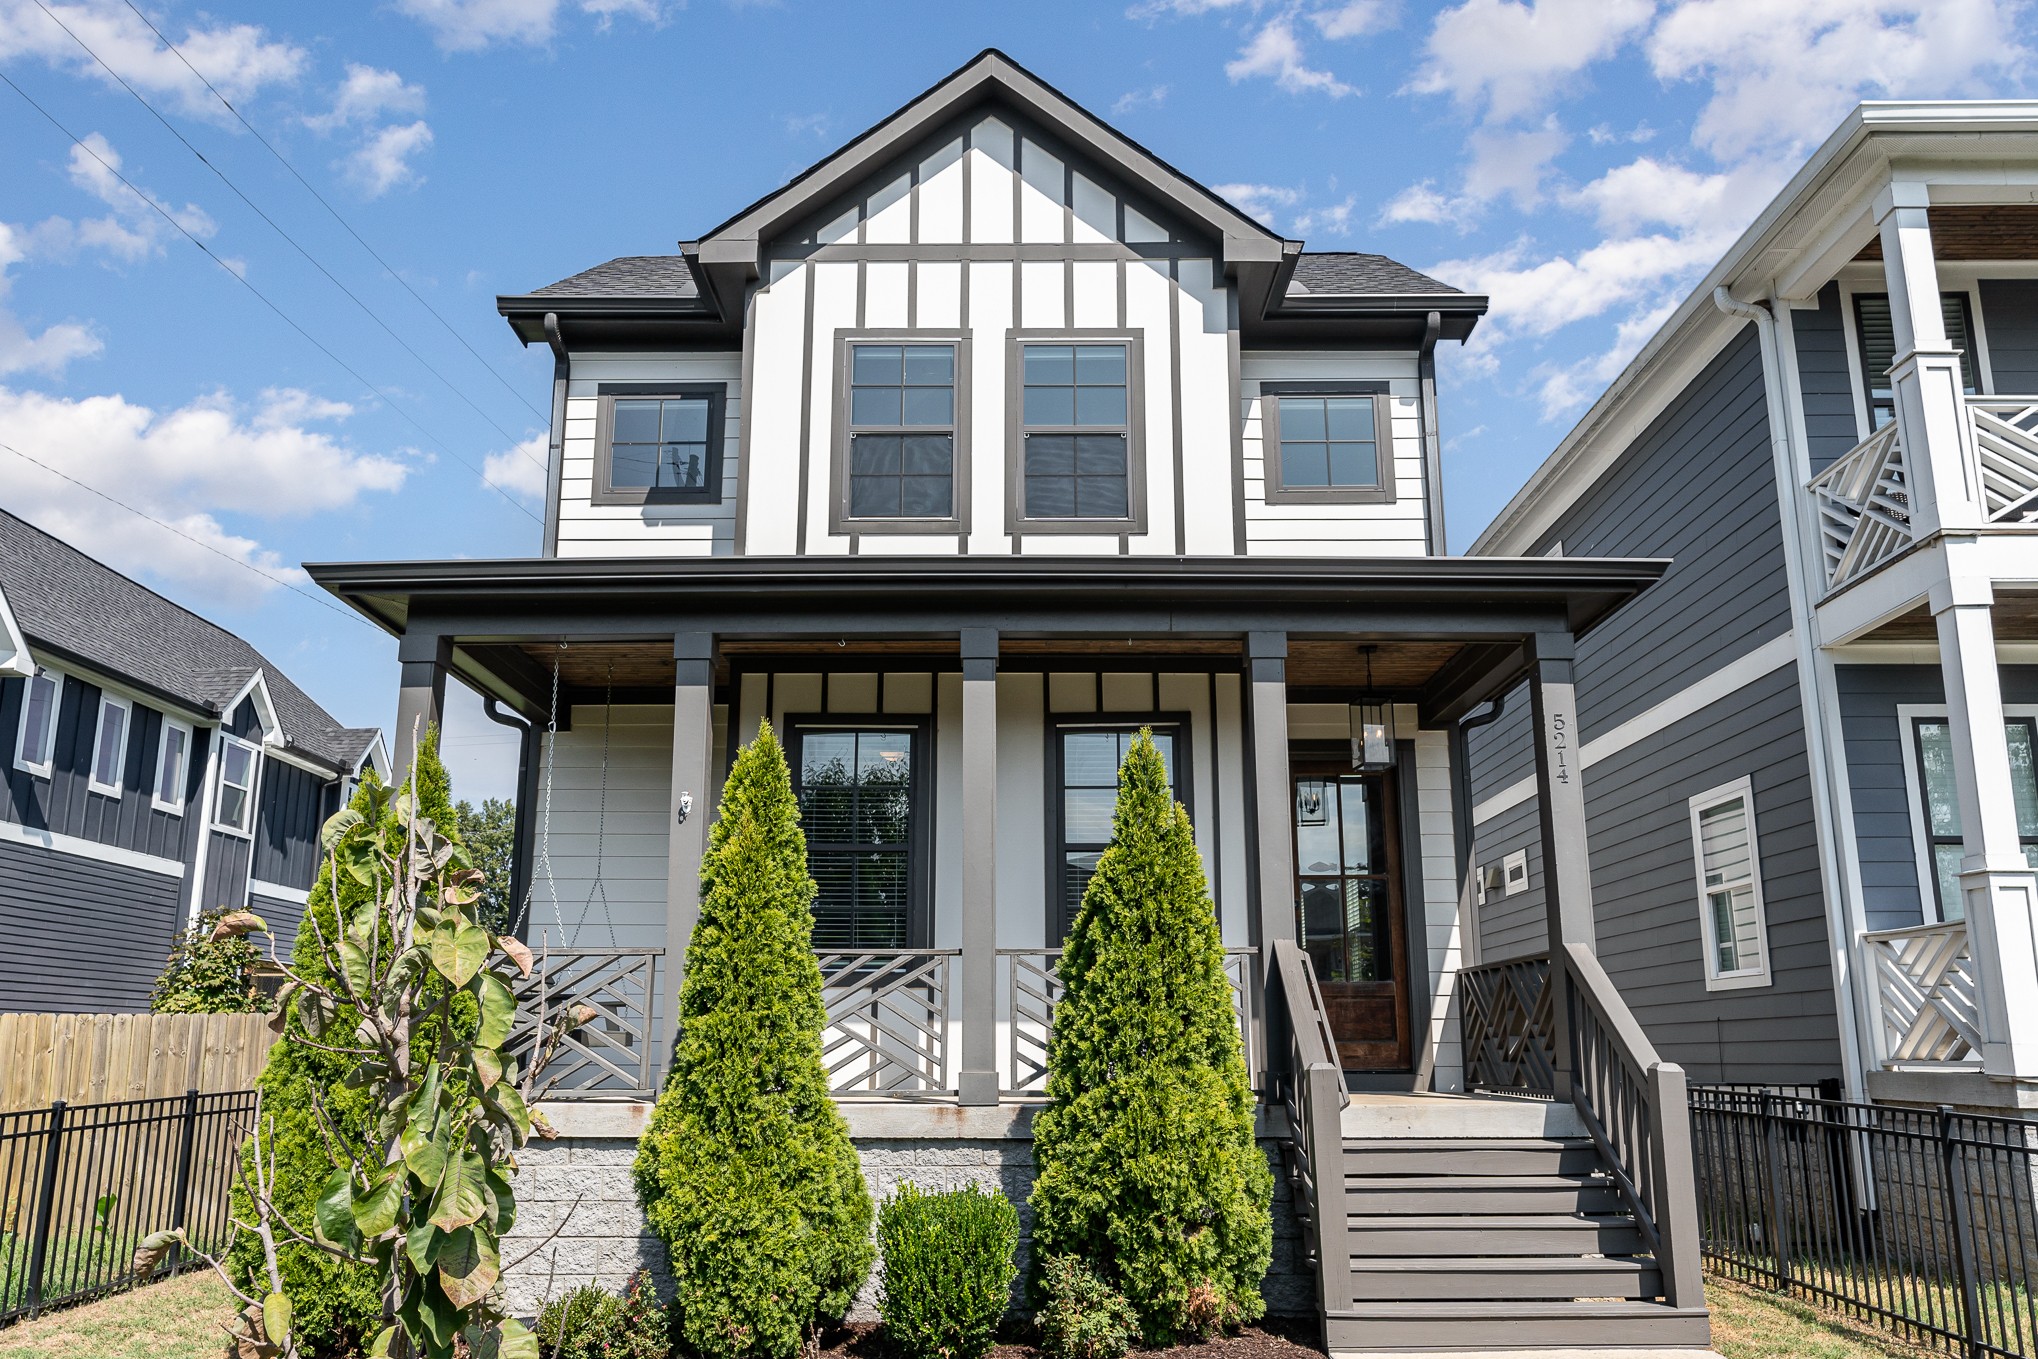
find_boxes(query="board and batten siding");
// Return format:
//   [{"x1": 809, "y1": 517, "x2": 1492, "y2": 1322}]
[
  {"x1": 252, "y1": 758, "x2": 331, "y2": 891},
  {"x1": 0, "y1": 837, "x2": 183, "y2": 1013},
  {"x1": 1239, "y1": 354, "x2": 1427, "y2": 556}
]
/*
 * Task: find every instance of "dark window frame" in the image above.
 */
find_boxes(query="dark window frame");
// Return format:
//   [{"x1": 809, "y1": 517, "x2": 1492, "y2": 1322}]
[
  {"x1": 786, "y1": 714, "x2": 937, "y2": 950},
  {"x1": 1850, "y1": 291, "x2": 1981, "y2": 431},
  {"x1": 1910, "y1": 712, "x2": 2038, "y2": 922},
  {"x1": 830, "y1": 331, "x2": 972, "y2": 536},
  {"x1": 591, "y1": 382, "x2": 729, "y2": 506},
  {"x1": 1007, "y1": 329, "x2": 1147, "y2": 535},
  {"x1": 1045, "y1": 713, "x2": 1192, "y2": 942},
  {"x1": 1258, "y1": 380, "x2": 1397, "y2": 505}
]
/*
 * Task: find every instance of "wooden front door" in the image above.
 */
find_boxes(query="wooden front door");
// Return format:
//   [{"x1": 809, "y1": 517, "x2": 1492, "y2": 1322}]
[{"x1": 1292, "y1": 769, "x2": 1409, "y2": 1071}]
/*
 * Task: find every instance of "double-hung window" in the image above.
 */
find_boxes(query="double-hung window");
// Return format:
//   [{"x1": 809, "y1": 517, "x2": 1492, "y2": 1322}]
[
  {"x1": 1852, "y1": 292, "x2": 1979, "y2": 429},
  {"x1": 793, "y1": 725, "x2": 925, "y2": 948},
  {"x1": 1909, "y1": 713, "x2": 2038, "y2": 921},
  {"x1": 1013, "y1": 335, "x2": 1141, "y2": 530},
  {"x1": 1260, "y1": 382, "x2": 1395, "y2": 503},
  {"x1": 87, "y1": 692, "x2": 131, "y2": 797},
  {"x1": 214, "y1": 735, "x2": 259, "y2": 835},
  {"x1": 838, "y1": 339, "x2": 964, "y2": 532},
  {"x1": 1688, "y1": 778, "x2": 1772, "y2": 989},
  {"x1": 155, "y1": 719, "x2": 192, "y2": 815},
  {"x1": 11, "y1": 666, "x2": 60, "y2": 779},
  {"x1": 593, "y1": 384, "x2": 725, "y2": 505}
]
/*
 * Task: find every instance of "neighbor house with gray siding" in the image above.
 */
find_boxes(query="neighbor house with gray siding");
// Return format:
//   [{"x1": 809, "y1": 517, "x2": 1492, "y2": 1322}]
[
  {"x1": 1468, "y1": 101, "x2": 2038, "y2": 1116},
  {"x1": 0, "y1": 508, "x2": 384, "y2": 1012}
]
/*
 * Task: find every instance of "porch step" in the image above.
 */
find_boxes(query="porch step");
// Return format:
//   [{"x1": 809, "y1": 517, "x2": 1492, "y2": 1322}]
[
  {"x1": 1345, "y1": 1212, "x2": 1648, "y2": 1257},
  {"x1": 1324, "y1": 1301, "x2": 1714, "y2": 1351},
  {"x1": 1348, "y1": 1255, "x2": 1662, "y2": 1302},
  {"x1": 1342, "y1": 1093, "x2": 1586, "y2": 1140},
  {"x1": 1344, "y1": 1173, "x2": 1624, "y2": 1215},
  {"x1": 1341, "y1": 1137, "x2": 1600, "y2": 1177}
]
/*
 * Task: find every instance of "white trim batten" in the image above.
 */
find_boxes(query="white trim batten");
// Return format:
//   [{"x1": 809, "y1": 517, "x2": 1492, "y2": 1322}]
[
  {"x1": 247, "y1": 879, "x2": 313, "y2": 906},
  {"x1": 1689, "y1": 775, "x2": 1775, "y2": 991},
  {"x1": 86, "y1": 691, "x2": 131, "y2": 798},
  {"x1": 154, "y1": 716, "x2": 192, "y2": 816},
  {"x1": 0, "y1": 818, "x2": 185, "y2": 877}
]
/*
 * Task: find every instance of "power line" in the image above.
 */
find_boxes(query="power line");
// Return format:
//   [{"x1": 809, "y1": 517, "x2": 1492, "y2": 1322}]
[
  {"x1": 0, "y1": 67, "x2": 541, "y2": 524},
  {"x1": 117, "y1": 0, "x2": 550, "y2": 426},
  {"x1": 0, "y1": 437, "x2": 379, "y2": 630},
  {"x1": 29, "y1": 0, "x2": 546, "y2": 474}
]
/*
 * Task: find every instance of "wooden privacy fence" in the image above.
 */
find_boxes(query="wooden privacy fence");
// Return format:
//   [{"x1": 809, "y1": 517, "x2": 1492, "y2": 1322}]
[{"x1": 0, "y1": 1013, "x2": 275, "y2": 1113}]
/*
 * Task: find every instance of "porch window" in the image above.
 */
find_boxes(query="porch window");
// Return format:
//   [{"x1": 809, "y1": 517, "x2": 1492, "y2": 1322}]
[
  {"x1": 1053, "y1": 724, "x2": 1182, "y2": 940},
  {"x1": 1852, "y1": 292, "x2": 1978, "y2": 429},
  {"x1": 87, "y1": 692, "x2": 131, "y2": 797},
  {"x1": 793, "y1": 726, "x2": 923, "y2": 948},
  {"x1": 844, "y1": 343, "x2": 959, "y2": 524},
  {"x1": 1015, "y1": 339, "x2": 1141, "y2": 528},
  {"x1": 11, "y1": 667, "x2": 60, "y2": 779},
  {"x1": 1260, "y1": 382, "x2": 1395, "y2": 504},
  {"x1": 593, "y1": 384, "x2": 725, "y2": 505},
  {"x1": 1688, "y1": 778, "x2": 1771, "y2": 989},
  {"x1": 214, "y1": 735, "x2": 259, "y2": 836},
  {"x1": 1910, "y1": 715, "x2": 2038, "y2": 920},
  {"x1": 1293, "y1": 775, "x2": 1393, "y2": 983}
]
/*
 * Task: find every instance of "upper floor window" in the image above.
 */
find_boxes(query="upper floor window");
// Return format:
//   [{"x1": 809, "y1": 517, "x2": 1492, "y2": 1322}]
[
  {"x1": 1012, "y1": 335, "x2": 1144, "y2": 532},
  {"x1": 215, "y1": 734, "x2": 259, "y2": 836},
  {"x1": 593, "y1": 384, "x2": 725, "y2": 505},
  {"x1": 1260, "y1": 382, "x2": 1395, "y2": 505},
  {"x1": 87, "y1": 692, "x2": 131, "y2": 797},
  {"x1": 835, "y1": 338, "x2": 966, "y2": 533},
  {"x1": 11, "y1": 666, "x2": 61, "y2": 779},
  {"x1": 1909, "y1": 713, "x2": 2038, "y2": 921},
  {"x1": 1688, "y1": 778, "x2": 1772, "y2": 990},
  {"x1": 1853, "y1": 292, "x2": 1978, "y2": 429},
  {"x1": 155, "y1": 718, "x2": 192, "y2": 815}
]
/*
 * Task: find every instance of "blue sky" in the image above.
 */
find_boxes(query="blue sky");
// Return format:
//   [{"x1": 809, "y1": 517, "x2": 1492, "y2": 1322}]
[{"x1": 0, "y1": 0, "x2": 2031, "y2": 799}]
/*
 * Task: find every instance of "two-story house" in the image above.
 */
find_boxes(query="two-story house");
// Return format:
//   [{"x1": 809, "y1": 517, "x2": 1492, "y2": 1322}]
[
  {"x1": 0, "y1": 507, "x2": 384, "y2": 1012},
  {"x1": 1466, "y1": 102, "x2": 2038, "y2": 1121},
  {"x1": 309, "y1": 52, "x2": 1712, "y2": 1351}
]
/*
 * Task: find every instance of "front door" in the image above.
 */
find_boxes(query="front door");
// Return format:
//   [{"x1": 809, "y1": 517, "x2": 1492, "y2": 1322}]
[{"x1": 1292, "y1": 770, "x2": 1409, "y2": 1071}]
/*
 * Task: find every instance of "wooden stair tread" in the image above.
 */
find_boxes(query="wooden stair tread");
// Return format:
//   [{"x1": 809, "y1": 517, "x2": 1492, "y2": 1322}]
[{"x1": 1348, "y1": 1255, "x2": 1652, "y2": 1272}]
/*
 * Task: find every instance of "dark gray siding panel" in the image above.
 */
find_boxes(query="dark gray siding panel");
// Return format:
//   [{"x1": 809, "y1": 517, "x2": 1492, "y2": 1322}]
[
  {"x1": 1466, "y1": 687, "x2": 1535, "y2": 805},
  {"x1": 253, "y1": 761, "x2": 329, "y2": 890},
  {"x1": 201, "y1": 830, "x2": 251, "y2": 916},
  {"x1": 1472, "y1": 796, "x2": 1544, "y2": 962},
  {"x1": 0, "y1": 673, "x2": 201, "y2": 861},
  {"x1": 1980, "y1": 279, "x2": 2038, "y2": 394},
  {"x1": 1796, "y1": 283, "x2": 1862, "y2": 473},
  {"x1": 248, "y1": 889, "x2": 307, "y2": 959},
  {"x1": 0, "y1": 838, "x2": 181, "y2": 1013},
  {"x1": 226, "y1": 697, "x2": 263, "y2": 740}
]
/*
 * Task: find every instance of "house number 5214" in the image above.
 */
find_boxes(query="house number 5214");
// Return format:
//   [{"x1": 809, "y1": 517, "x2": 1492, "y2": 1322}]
[{"x1": 1548, "y1": 712, "x2": 1572, "y2": 785}]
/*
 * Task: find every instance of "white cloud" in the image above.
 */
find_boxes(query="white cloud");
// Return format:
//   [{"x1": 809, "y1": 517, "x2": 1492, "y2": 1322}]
[
  {"x1": 1462, "y1": 118, "x2": 1569, "y2": 208},
  {"x1": 1409, "y1": 0, "x2": 1653, "y2": 120},
  {"x1": 0, "y1": 0, "x2": 303, "y2": 120},
  {"x1": 0, "y1": 384, "x2": 408, "y2": 602},
  {"x1": 1311, "y1": 0, "x2": 1394, "y2": 38},
  {"x1": 1649, "y1": 0, "x2": 2033, "y2": 161},
  {"x1": 306, "y1": 64, "x2": 426, "y2": 132},
  {"x1": 1214, "y1": 181, "x2": 1302, "y2": 225},
  {"x1": 0, "y1": 222, "x2": 99, "y2": 377},
  {"x1": 484, "y1": 433, "x2": 549, "y2": 500},
  {"x1": 1127, "y1": 0, "x2": 1256, "y2": 15},
  {"x1": 1294, "y1": 192, "x2": 1359, "y2": 236},
  {"x1": 1227, "y1": 17, "x2": 1358, "y2": 96},
  {"x1": 1380, "y1": 181, "x2": 1469, "y2": 227},
  {"x1": 344, "y1": 122, "x2": 434, "y2": 198},
  {"x1": 1112, "y1": 84, "x2": 1171, "y2": 114},
  {"x1": 394, "y1": 0, "x2": 659, "y2": 50},
  {"x1": 42, "y1": 133, "x2": 216, "y2": 264}
]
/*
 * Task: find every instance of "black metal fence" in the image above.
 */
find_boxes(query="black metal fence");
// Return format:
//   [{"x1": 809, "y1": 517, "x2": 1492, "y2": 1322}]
[
  {"x1": 1692, "y1": 1084, "x2": 2038, "y2": 1359},
  {"x1": 0, "y1": 1090, "x2": 257, "y2": 1323}
]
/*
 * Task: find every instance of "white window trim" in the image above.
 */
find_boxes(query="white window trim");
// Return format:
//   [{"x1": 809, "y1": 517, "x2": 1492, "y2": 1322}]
[
  {"x1": 213, "y1": 732, "x2": 261, "y2": 838},
  {"x1": 11, "y1": 666, "x2": 62, "y2": 780},
  {"x1": 154, "y1": 716, "x2": 193, "y2": 816},
  {"x1": 1834, "y1": 270, "x2": 1994, "y2": 443},
  {"x1": 1895, "y1": 703, "x2": 2038, "y2": 924},
  {"x1": 1688, "y1": 775, "x2": 1773, "y2": 991},
  {"x1": 86, "y1": 691, "x2": 132, "y2": 798}
]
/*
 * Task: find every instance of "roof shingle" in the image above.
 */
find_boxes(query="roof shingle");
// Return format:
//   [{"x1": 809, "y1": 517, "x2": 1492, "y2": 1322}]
[
  {"x1": 527, "y1": 256, "x2": 698, "y2": 299},
  {"x1": 1289, "y1": 252, "x2": 1465, "y2": 297}
]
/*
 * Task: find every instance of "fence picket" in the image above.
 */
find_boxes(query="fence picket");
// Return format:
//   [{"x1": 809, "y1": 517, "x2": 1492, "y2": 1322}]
[{"x1": 0, "y1": 1014, "x2": 272, "y2": 1112}]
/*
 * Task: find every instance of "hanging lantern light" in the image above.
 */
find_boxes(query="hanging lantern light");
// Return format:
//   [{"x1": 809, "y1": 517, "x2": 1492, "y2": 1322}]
[{"x1": 1350, "y1": 645, "x2": 1395, "y2": 772}]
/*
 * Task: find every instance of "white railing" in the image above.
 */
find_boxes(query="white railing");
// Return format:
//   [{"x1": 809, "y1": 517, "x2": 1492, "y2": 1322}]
[
  {"x1": 1965, "y1": 398, "x2": 2038, "y2": 522},
  {"x1": 1863, "y1": 921, "x2": 1982, "y2": 1066},
  {"x1": 817, "y1": 949, "x2": 958, "y2": 1097}
]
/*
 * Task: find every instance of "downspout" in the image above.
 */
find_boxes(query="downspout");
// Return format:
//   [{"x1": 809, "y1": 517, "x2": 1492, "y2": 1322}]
[
  {"x1": 541, "y1": 313, "x2": 568, "y2": 559},
  {"x1": 483, "y1": 696, "x2": 537, "y2": 942},
  {"x1": 1418, "y1": 310, "x2": 1448, "y2": 554},
  {"x1": 1451, "y1": 695, "x2": 1507, "y2": 969},
  {"x1": 1711, "y1": 285, "x2": 1871, "y2": 1104}
]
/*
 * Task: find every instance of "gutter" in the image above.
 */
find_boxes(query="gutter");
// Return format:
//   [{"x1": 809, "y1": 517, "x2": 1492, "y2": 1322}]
[
  {"x1": 1710, "y1": 284, "x2": 1871, "y2": 1105},
  {"x1": 1451, "y1": 695, "x2": 1507, "y2": 968},
  {"x1": 1418, "y1": 310, "x2": 1447, "y2": 554},
  {"x1": 483, "y1": 696, "x2": 538, "y2": 941}
]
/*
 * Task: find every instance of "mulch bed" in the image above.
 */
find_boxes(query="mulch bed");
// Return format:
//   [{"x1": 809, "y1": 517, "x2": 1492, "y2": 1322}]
[{"x1": 814, "y1": 1314, "x2": 1326, "y2": 1359}]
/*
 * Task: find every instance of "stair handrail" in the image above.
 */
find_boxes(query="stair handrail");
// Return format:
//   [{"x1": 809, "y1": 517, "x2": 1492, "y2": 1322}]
[
  {"x1": 1559, "y1": 942, "x2": 1704, "y2": 1312},
  {"x1": 1269, "y1": 939, "x2": 1349, "y2": 1319}
]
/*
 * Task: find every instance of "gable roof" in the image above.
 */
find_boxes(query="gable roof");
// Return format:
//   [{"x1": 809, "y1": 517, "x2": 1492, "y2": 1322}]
[{"x1": 0, "y1": 508, "x2": 380, "y2": 774}]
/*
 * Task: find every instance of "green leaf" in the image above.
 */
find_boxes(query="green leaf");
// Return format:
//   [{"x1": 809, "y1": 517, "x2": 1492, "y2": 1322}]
[
  {"x1": 314, "y1": 1169, "x2": 357, "y2": 1247},
  {"x1": 427, "y1": 1148, "x2": 489, "y2": 1232},
  {"x1": 367, "y1": 1325, "x2": 399, "y2": 1358},
  {"x1": 295, "y1": 987, "x2": 336, "y2": 1039},
  {"x1": 417, "y1": 1273, "x2": 461, "y2": 1351},
  {"x1": 495, "y1": 1318, "x2": 541, "y2": 1359},
  {"x1": 432, "y1": 921, "x2": 489, "y2": 987},
  {"x1": 434, "y1": 1226, "x2": 499, "y2": 1310},
  {"x1": 337, "y1": 939, "x2": 373, "y2": 999},
  {"x1": 92, "y1": 1193, "x2": 116, "y2": 1233},
  {"x1": 261, "y1": 1293, "x2": 291, "y2": 1347},
  {"x1": 351, "y1": 1169, "x2": 402, "y2": 1239},
  {"x1": 487, "y1": 1167, "x2": 516, "y2": 1235},
  {"x1": 474, "y1": 970, "x2": 515, "y2": 1049},
  {"x1": 405, "y1": 1220, "x2": 442, "y2": 1273},
  {"x1": 405, "y1": 1111, "x2": 450, "y2": 1190},
  {"x1": 320, "y1": 806, "x2": 365, "y2": 852},
  {"x1": 472, "y1": 1047, "x2": 502, "y2": 1090}
]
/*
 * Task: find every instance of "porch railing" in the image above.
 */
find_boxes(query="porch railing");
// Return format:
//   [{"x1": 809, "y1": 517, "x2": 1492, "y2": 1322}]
[
  {"x1": 1268, "y1": 939, "x2": 1349, "y2": 1311},
  {"x1": 504, "y1": 946, "x2": 662, "y2": 1097},
  {"x1": 1864, "y1": 921, "x2": 1982, "y2": 1067},
  {"x1": 1807, "y1": 397, "x2": 2038, "y2": 591},
  {"x1": 817, "y1": 949, "x2": 958, "y2": 1098},
  {"x1": 1459, "y1": 945, "x2": 1705, "y2": 1311},
  {"x1": 999, "y1": 946, "x2": 1258, "y2": 1096}
]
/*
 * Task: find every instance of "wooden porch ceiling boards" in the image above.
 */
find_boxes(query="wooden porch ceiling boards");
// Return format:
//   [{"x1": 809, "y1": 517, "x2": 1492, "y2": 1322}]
[
  {"x1": 1867, "y1": 590, "x2": 2038, "y2": 643},
  {"x1": 1854, "y1": 207, "x2": 2038, "y2": 261}
]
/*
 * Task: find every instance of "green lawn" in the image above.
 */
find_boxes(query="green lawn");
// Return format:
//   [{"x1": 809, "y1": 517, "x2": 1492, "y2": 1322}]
[
  {"x1": 0, "y1": 1271, "x2": 235, "y2": 1359},
  {"x1": 1708, "y1": 1276, "x2": 1941, "y2": 1359}
]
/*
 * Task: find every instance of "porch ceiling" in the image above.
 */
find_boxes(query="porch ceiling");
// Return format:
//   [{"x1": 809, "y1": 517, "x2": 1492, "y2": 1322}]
[
  {"x1": 1865, "y1": 589, "x2": 2038, "y2": 644},
  {"x1": 1854, "y1": 206, "x2": 2038, "y2": 261}
]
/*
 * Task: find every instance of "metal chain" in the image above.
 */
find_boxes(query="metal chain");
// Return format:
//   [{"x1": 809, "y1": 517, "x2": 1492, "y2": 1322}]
[{"x1": 566, "y1": 664, "x2": 619, "y2": 948}]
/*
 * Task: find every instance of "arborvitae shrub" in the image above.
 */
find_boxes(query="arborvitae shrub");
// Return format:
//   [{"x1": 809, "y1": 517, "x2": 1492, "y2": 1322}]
[
  {"x1": 633, "y1": 721, "x2": 873, "y2": 1359},
  {"x1": 229, "y1": 732, "x2": 462, "y2": 1354},
  {"x1": 1035, "y1": 1256, "x2": 1138, "y2": 1359},
  {"x1": 535, "y1": 1270, "x2": 670, "y2": 1359},
  {"x1": 876, "y1": 1183, "x2": 1019, "y2": 1359},
  {"x1": 1027, "y1": 730, "x2": 1273, "y2": 1342}
]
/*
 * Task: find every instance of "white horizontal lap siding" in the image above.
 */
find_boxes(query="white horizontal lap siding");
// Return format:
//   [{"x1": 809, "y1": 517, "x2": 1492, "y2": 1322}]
[
  {"x1": 555, "y1": 354, "x2": 742, "y2": 559},
  {"x1": 1414, "y1": 728, "x2": 1465, "y2": 1092},
  {"x1": 526, "y1": 705, "x2": 671, "y2": 955},
  {"x1": 1238, "y1": 352, "x2": 1427, "y2": 557}
]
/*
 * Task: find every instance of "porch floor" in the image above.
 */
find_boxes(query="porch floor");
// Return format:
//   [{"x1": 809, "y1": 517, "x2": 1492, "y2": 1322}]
[{"x1": 1342, "y1": 1090, "x2": 1584, "y2": 1140}]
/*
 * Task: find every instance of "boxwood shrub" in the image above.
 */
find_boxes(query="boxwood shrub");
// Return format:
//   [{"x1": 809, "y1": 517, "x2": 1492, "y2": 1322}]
[{"x1": 876, "y1": 1183, "x2": 1019, "y2": 1359}]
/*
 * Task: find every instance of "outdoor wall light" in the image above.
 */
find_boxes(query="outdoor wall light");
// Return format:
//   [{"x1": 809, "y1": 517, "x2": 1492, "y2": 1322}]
[{"x1": 1350, "y1": 646, "x2": 1395, "y2": 772}]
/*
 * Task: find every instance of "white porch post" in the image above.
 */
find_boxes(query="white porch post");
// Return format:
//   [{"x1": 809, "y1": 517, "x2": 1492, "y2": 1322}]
[
  {"x1": 1930, "y1": 575, "x2": 2038, "y2": 1082},
  {"x1": 1875, "y1": 181, "x2": 1981, "y2": 536},
  {"x1": 958, "y1": 628, "x2": 1000, "y2": 1105},
  {"x1": 663, "y1": 631, "x2": 716, "y2": 1078}
]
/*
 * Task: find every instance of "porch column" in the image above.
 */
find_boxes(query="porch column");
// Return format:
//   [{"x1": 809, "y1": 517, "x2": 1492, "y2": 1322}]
[
  {"x1": 1527, "y1": 630, "x2": 1591, "y2": 1099},
  {"x1": 1931, "y1": 577, "x2": 2038, "y2": 1081},
  {"x1": 1246, "y1": 631, "x2": 1295, "y2": 955},
  {"x1": 1876, "y1": 181, "x2": 1980, "y2": 536},
  {"x1": 393, "y1": 631, "x2": 451, "y2": 779},
  {"x1": 663, "y1": 632, "x2": 716, "y2": 1071},
  {"x1": 958, "y1": 628, "x2": 1000, "y2": 1105}
]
